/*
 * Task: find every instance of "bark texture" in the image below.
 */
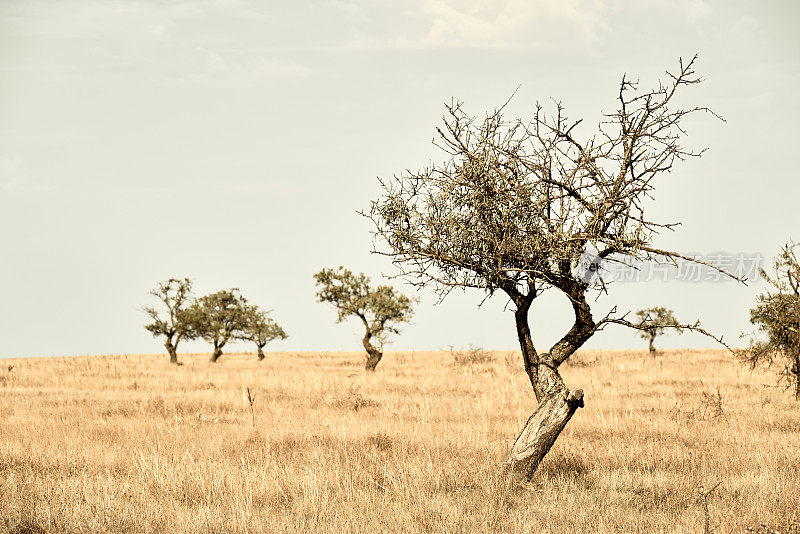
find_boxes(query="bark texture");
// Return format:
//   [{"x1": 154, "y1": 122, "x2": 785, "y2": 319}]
[
  {"x1": 648, "y1": 333, "x2": 657, "y2": 355},
  {"x1": 257, "y1": 346, "x2": 265, "y2": 361},
  {"x1": 210, "y1": 347, "x2": 223, "y2": 363},
  {"x1": 504, "y1": 388, "x2": 584, "y2": 481}
]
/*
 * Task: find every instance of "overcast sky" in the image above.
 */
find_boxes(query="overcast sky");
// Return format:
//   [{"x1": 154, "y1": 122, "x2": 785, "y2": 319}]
[{"x1": 1, "y1": 0, "x2": 798, "y2": 358}]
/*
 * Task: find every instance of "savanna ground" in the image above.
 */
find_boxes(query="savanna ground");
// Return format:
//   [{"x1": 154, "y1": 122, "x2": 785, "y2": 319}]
[{"x1": 0, "y1": 348, "x2": 798, "y2": 533}]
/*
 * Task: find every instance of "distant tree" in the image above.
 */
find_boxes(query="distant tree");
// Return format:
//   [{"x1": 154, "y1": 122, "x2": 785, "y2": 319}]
[
  {"x1": 368, "y1": 56, "x2": 738, "y2": 482},
  {"x1": 239, "y1": 305, "x2": 288, "y2": 360},
  {"x1": 314, "y1": 267, "x2": 415, "y2": 371},
  {"x1": 635, "y1": 307, "x2": 683, "y2": 355},
  {"x1": 739, "y1": 242, "x2": 800, "y2": 400},
  {"x1": 191, "y1": 289, "x2": 250, "y2": 363},
  {"x1": 144, "y1": 278, "x2": 196, "y2": 365}
]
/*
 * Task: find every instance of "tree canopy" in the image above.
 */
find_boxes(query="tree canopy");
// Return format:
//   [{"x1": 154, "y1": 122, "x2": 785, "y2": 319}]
[
  {"x1": 369, "y1": 57, "x2": 732, "y2": 302},
  {"x1": 635, "y1": 307, "x2": 683, "y2": 354},
  {"x1": 191, "y1": 288, "x2": 250, "y2": 363},
  {"x1": 739, "y1": 242, "x2": 800, "y2": 399},
  {"x1": 314, "y1": 266, "x2": 415, "y2": 370},
  {"x1": 239, "y1": 305, "x2": 288, "y2": 360},
  {"x1": 143, "y1": 278, "x2": 196, "y2": 364}
]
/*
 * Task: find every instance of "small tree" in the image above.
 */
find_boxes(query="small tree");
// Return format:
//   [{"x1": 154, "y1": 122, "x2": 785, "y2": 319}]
[
  {"x1": 144, "y1": 278, "x2": 196, "y2": 364},
  {"x1": 739, "y1": 242, "x2": 800, "y2": 400},
  {"x1": 314, "y1": 267, "x2": 415, "y2": 371},
  {"x1": 239, "y1": 305, "x2": 288, "y2": 360},
  {"x1": 192, "y1": 289, "x2": 250, "y2": 363},
  {"x1": 635, "y1": 307, "x2": 683, "y2": 355},
  {"x1": 368, "y1": 56, "x2": 737, "y2": 482}
]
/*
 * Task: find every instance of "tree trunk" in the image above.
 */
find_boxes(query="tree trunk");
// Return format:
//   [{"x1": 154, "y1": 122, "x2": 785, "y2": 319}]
[
  {"x1": 165, "y1": 340, "x2": 179, "y2": 365},
  {"x1": 365, "y1": 348, "x2": 382, "y2": 371},
  {"x1": 358, "y1": 317, "x2": 383, "y2": 372},
  {"x1": 506, "y1": 316, "x2": 579, "y2": 481},
  {"x1": 257, "y1": 346, "x2": 265, "y2": 361},
  {"x1": 504, "y1": 385, "x2": 584, "y2": 481},
  {"x1": 503, "y1": 281, "x2": 591, "y2": 483},
  {"x1": 648, "y1": 333, "x2": 656, "y2": 356},
  {"x1": 794, "y1": 355, "x2": 800, "y2": 401},
  {"x1": 210, "y1": 347, "x2": 223, "y2": 363},
  {"x1": 362, "y1": 331, "x2": 382, "y2": 372}
]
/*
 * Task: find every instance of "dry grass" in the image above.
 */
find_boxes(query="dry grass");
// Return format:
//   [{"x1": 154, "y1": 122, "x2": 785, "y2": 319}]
[{"x1": 1, "y1": 349, "x2": 798, "y2": 533}]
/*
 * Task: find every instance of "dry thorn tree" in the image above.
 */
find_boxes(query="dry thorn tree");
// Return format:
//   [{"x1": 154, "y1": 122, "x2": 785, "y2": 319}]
[
  {"x1": 738, "y1": 241, "x2": 800, "y2": 399},
  {"x1": 635, "y1": 307, "x2": 684, "y2": 355},
  {"x1": 144, "y1": 278, "x2": 196, "y2": 365},
  {"x1": 314, "y1": 267, "x2": 415, "y2": 371},
  {"x1": 190, "y1": 289, "x2": 250, "y2": 363},
  {"x1": 368, "y1": 56, "x2": 740, "y2": 483},
  {"x1": 239, "y1": 305, "x2": 288, "y2": 360}
]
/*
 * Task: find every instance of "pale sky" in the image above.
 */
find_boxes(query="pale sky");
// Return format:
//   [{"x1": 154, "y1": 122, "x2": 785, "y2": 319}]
[{"x1": 1, "y1": 0, "x2": 798, "y2": 358}]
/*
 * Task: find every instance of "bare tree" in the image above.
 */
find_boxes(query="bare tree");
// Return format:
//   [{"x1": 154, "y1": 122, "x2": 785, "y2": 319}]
[
  {"x1": 635, "y1": 307, "x2": 683, "y2": 355},
  {"x1": 314, "y1": 267, "x2": 415, "y2": 371},
  {"x1": 368, "y1": 56, "x2": 737, "y2": 482},
  {"x1": 191, "y1": 289, "x2": 250, "y2": 363},
  {"x1": 738, "y1": 242, "x2": 800, "y2": 399},
  {"x1": 144, "y1": 278, "x2": 196, "y2": 365},
  {"x1": 239, "y1": 305, "x2": 288, "y2": 360}
]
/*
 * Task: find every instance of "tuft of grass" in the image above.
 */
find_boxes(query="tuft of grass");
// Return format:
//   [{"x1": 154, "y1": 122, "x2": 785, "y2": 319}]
[{"x1": 450, "y1": 345, "x2": 494, "y2": 366}]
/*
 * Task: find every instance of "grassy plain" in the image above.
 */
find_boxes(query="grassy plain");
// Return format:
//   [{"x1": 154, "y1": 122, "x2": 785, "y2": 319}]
[{"x1": 1, "y1": 349, "x2": 798, "y2": 533}]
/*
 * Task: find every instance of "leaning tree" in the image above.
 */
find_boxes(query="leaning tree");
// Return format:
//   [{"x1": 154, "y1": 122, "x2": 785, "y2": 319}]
[
  {"x1": 314, "y1": 267, "x2": 415, "y2": 371},
  {"x1": 144, "y1": 278, "x2": 196, "y2": 365},
  {"x1": 368, "y1": 56, "x2": 738, "y2": 482},
  {"x1": 239, "y1": 305, "x2": 288, "y2": 360},
  {"x1": 635, "y1": 307, "x2": 683, "y2": 355},
  {"x1": 739, "y1": 242, "x2": 800, "y2": 400},
  {"x1": 191, "y1": 289, "x2": 250, "y2": 363}
]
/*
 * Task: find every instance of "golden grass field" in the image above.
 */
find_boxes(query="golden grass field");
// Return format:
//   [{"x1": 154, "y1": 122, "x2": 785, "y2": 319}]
[{"x1": 1, "y1": 348, "x2": 798, "y2": 533}]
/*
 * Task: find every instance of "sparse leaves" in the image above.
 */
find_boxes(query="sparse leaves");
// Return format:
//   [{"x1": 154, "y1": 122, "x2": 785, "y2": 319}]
[
  {"x1": 738, "y1": 242, "x2": 800, "y2": 399},
  {"x1": 368, "y1": 55, "x2": 727, "y2": 304}
]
